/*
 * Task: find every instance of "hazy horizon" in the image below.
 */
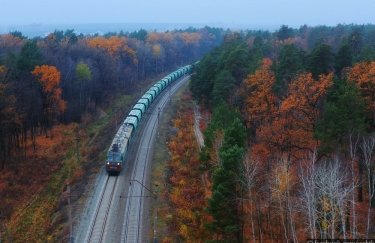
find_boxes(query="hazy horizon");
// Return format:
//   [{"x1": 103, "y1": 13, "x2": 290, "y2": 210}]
[
  {"x1": 1, "y1": 0, "x2": 375, "y2": 37},
  {"x1": 1, "y1": 21, "x2": 374, "y2": 38},
  {"x1": 1, "y1": 0, "x2": 374, "y2": 27}
]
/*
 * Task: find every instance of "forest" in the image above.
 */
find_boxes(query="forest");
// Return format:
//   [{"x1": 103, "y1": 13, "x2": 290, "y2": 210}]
[
  {"x1": 0, "y1": 27, "x2": 224, "y2": 169},
  {"x1": 181, "y1": 24, "x2": 375, "y2": 241},
  {"x1": 2, "y1": 23, "x2": 375, "y2": 242},
  {"x1": 0, "y1": 27, "x2": 224, "y2": 240}
]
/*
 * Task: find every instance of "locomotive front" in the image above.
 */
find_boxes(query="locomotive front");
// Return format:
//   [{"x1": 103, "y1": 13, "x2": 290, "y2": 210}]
[{"x1": 106, "y1": 144, "x2": 122, "y2": 173}]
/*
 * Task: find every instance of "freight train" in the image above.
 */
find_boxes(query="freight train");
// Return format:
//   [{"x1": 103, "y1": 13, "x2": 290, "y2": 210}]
[{"x1": 106, "y1": 65, "x2": 193, "y2": 174}]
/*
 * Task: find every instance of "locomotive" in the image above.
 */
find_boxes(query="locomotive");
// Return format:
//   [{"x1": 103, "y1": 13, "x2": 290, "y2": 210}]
[{"x1": 106, "y1": 65, "x2": 193, "y2": 174}]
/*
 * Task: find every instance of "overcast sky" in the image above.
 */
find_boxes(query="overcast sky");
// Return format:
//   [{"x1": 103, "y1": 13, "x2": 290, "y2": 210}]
[{"x1": 0, "y1": 0, "x2": 374, "y2": 27}]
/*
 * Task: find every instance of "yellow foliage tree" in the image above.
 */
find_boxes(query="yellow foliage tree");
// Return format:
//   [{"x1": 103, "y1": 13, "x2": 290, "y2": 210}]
[{"x1": 32, "y1": 65, "x2": 66, "y2": 128}]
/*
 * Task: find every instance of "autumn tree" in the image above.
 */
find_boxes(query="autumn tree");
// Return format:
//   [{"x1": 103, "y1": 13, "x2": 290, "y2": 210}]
[
  {"x1": 347, "y1": 61, "x2": 375, "y2": 123},
  {"x1": 279, "y1": 72, "x2": 333, "y2": 153},
  {"x1": 167, "y1": 109, "x2": 209, "y2": 242},
  {"x1": 190, "y1": 24, "x2": 375, "y2": 242},
  {"x1": 87, "y1": 36, "x2": 137, "y2": 63},
  {"x1": 32, "y1": 65, "x2": 66, "y2": 132},
  {"x1": 243, "y1": 58, "x2": 278, "y2": 130}
]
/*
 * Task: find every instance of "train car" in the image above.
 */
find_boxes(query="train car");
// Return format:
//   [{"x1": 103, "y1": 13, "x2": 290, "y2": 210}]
[
  {"x1": 176, "y1": 70, "x2": 181, "y2": 78},
  {"x1": 159, "y1": 79, "x2": 168, "y2": 88},
  {"x1": 149, "y1": 87, "x2": 160, "y2": 97},
  {"x1": 138, "y1": 98, "x2": 149, "y2": 109},
  {"x1": 124, "y1": 116, "x2": 138, "y2": 129},
  {"x1": 156, "y1": 81, "x2": 166, "y2": 90},
  {"x1": 161, "y1": 77, "x2": 170, "y2": 85},
  {"x1": 140, "y1": 94, "x2": 151, "y2": 107},
  {"x1": 168, "y1": 72, "x2": 174, "y2": 81},
  {"x1": 128, "y1": 109, "x2": 142, "y2": 123},
  {"x1": 145, "y1": 91, "x2": 155, "y2": 100},
  {"x1": 165, "y1": 76, "x2": 173, "y2": 83},
  {"x1": 106, "y1": 123, "x2": 132, "y2": 174},
  {"x1": 133, "y1": 103, "x2": 146, "y2": 115},
  {"x1": 153, "y1": 83, "x2": 163, "y2": 92},
  {"x1": 141, "y1": 93, "x2": 153, "y2": 105}
]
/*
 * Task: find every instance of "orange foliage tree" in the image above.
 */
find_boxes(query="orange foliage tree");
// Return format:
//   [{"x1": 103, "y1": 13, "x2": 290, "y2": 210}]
[
  {"x1": 277, "y1": 73, "x2": 333, "y2": 154},
  {"x1": 32, "y1": 65, "x2": 66, "y2": 130},
  {"x1": 180, "y1": 32, "x2": 202, "y2": 44},
  {"x1": 147, "y1": 32, "x2": 173, "y2": 43},
  {"x1": 243, "y1": 62, "x2": 333, "y2": 241},
  {"x1": 244, "y1": 59, "x2": 333, "y2": 159},
  {"x1": 347, "y1": 61, "x2": 375, "y2": 120},
  {"x1": 243, "y1": 58, "x2": 278, "y2": 127},
  {"x1": 87, "y1": 36, "x2": 137, "y2": 63}
]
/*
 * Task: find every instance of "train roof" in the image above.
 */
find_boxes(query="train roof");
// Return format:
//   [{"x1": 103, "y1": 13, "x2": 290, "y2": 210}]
[
  {"x1": 138, "y1": 98, "x2": 148, "y2": 103},
  {"x1": 133, "y1": 103, "x2": 145, "y2": 111},
  {"x1": 153, "y1": 83, "x2": 163, "y2": 89},
  {"x1": 108, "y1": 123, "x2": 131, "y2": 155},
  {"x1": 142, "y1": 93, "x2": 152, "y2": 100},
  {"x1": 146, "y1": 90, "x2": 156, "y2": 96},
  {"x1": 124, "y1": 116, "x2": 138, "y2": 127},
  {"x1": 129, "y1": 109, "x2": 142, "y2": 117}
]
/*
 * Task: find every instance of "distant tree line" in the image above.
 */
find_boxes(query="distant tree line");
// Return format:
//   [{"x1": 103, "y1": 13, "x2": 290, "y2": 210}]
[
  {"x1": 190, "y1": 24, "x2": 375, "y2": 241},
  {"x1": 0, "y1": 27, "x2": 225, "y2": 169}
]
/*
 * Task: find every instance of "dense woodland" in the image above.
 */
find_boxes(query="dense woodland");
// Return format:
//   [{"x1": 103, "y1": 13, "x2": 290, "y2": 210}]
[
  {"x1": 0, "y1": 27, "x2": 223, "y2": 170},
  {"x1": 0, "y1": 27, "x2": 225, "y2": 241},
  {"x1": 184, "y1": 24, "x2": 375, "y2": 241}
]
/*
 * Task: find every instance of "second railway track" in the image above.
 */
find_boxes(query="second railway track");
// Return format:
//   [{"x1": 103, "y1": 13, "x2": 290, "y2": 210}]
[{"x1": 121, "y1": 75, "x2": 189, "y2": 242}]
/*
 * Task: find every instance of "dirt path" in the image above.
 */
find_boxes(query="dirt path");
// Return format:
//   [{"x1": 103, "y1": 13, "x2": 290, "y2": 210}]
[{"x1": 193, "y1": 103, "x2": 204, "y2": 149}]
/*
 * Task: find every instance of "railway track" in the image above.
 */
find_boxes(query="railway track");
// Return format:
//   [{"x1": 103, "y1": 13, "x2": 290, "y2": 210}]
[
  {"x1": 85, "y1": 176, "x2": 118, "y2": 243},
  {"x1": 78, "y1": 75, "x2": 189, "y2": 243},
  {"x1": 121, "y1": 75, "x2": 189, "y2": 242}
]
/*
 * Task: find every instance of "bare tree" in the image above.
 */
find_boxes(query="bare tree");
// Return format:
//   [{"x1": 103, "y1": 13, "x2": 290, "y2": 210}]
[
  {"x1": 315, "y1": 157, "x2": 354, "y2": 239},
  {"x1": 361, "y1": 135, "x2": 375, "y2": 238},
  {"x1": 299, "y1": 150, "x2": 318, "y2": 239},
  {"x1": 348, "y1": 132, "x2": 359, "y2": 238},
  {"x1": 241, "y1": 153, "x2": 258, "y2": 243},
  {"x1": 271, "y1": 155, "x2": 297, "y2": 243},
  {"x1": 300, "y1": 155, "x2": 355, "y2": 239}
]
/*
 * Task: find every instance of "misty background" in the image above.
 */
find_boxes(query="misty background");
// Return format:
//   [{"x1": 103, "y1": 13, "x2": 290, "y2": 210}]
[{"x1": 0, "y1": 0, "x2": 374, "y2": 36}]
